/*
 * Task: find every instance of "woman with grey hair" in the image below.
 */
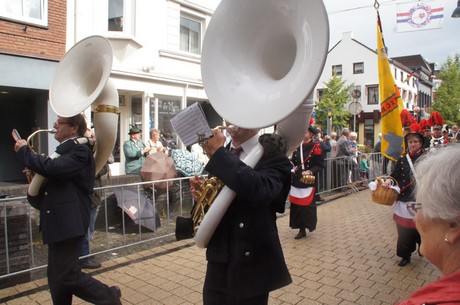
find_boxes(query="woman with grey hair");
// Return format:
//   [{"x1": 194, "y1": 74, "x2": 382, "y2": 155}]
[{"x1": 396, "y1": 144, "x2": 460, "y2": 304}]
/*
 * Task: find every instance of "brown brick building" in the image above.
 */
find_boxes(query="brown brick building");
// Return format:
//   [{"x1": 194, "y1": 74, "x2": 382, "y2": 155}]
[{"x1": 0, "y1": 1, "x2": 67, "y2": 182}]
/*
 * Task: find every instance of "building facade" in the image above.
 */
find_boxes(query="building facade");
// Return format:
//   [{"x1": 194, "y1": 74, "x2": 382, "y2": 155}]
[
  {"x1": 0, "y1": 0, "x2": 67, "y2": 182},
  {"x1": 0, "y1": 0, "x2": 220, "y2": 181},
  {"x1": 313, "y1": 32, "x2": 432, "y2": 148}
]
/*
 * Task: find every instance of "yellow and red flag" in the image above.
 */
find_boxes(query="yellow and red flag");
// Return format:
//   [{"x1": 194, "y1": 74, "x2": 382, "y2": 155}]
[{"x1": 377, "y1": 11, "x2": 405, "y2": 161}]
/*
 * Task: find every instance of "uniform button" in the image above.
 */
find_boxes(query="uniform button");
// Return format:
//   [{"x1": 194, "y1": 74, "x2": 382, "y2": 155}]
[
  {"x1": 46, "y1": 210, "x2": 50, "y2": 214},
  {"x1": 239, "y1": 223, "x2": 244, "y2": 228},
  {"x1": 44, "y1": 192, "x2": 48, "y2": 196},
  {"x1": 244, "y1": 252, "x2": 251, "y2": 256}
]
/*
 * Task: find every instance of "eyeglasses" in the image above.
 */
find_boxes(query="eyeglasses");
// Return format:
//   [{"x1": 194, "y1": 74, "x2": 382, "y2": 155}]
[
  {"x1": 54, "y1": 120, "x2": 70, "y2": 126},
  {"x1": 406, "y1": 201, "x2": 422, "y2": 215}
]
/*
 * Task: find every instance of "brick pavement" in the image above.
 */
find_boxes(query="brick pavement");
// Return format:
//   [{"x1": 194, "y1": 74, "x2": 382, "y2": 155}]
[{"x1": 0, "y1": 189, "x2": 442, "y2": 305}]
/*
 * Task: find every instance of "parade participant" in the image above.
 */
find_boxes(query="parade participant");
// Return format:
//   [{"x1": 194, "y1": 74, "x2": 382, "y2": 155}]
[
  {"x1": 191, "y1": 124, "x2": 292, "y2": 305},
  {"x1": 419, "y1": 119, "x2": 431, "y2": 149},
  {"x1": 289, "y1": 126, "x2": 324, "y2": 239},
  {"x1": 382, "y1": 123, "x2": 426, "y2": 267},
  {"x1": 428, "y1": 112, "x2": 449, "y2": 148},
  {"x1": 396, "y1": 144, "x2": 460, "y2": 304},
  {"x1": 123, "y1": 127, "x2": 150, "y2": 174},
  {"x1": 13, "y1": 114, "x2": 122, "y2": 305}
]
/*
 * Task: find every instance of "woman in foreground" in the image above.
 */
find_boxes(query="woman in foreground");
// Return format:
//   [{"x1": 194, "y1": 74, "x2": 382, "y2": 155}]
[{"x1": 396, "y1": 143, "x2": 460, "y2": 304}]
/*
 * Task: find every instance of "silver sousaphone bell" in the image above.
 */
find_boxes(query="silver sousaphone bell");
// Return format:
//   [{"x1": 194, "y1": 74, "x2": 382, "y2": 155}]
[
  {"x1": 175, "y1": 0, "x2": 330, "y2": 248},
  {"x1": 28, "y1": 36, "x2": 119, "y2": 197}
]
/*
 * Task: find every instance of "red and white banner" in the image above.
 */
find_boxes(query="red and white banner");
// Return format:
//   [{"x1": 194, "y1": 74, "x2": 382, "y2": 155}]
[{"x1": 396, "y1": 0, "x2": 444, "y2": 32}]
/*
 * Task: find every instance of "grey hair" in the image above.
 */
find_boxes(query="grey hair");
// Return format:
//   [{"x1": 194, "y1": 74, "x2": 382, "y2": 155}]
[
  {"x1": 341, "y1": 128, "x2": 350, "y2": 136},
  {"x1": 414, "y1": 144, "x2": 460, "y2": 224}
]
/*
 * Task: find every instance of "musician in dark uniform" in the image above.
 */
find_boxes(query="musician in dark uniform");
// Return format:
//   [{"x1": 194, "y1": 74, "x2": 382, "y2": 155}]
[
  {"x1": 289, "y1": 126, "x2": 324, "y2": 239},
  {"x1": 194, "y1": 125, "x2": 292, "y2": 305},
  {"x1": 14, "y1": 114, "x2": 122, "y2": 305},
  {"x1": 382, "y1": 125, "x2": 426, "y2": 267}
]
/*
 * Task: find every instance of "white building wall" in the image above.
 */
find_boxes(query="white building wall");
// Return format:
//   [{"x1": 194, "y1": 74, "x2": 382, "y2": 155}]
[
  {"x1": 66, "y1": 0, "x2": 216, "y2": 174},
  {"x1": 314, "y1": 32, "x2": 418, "y2": 145}
]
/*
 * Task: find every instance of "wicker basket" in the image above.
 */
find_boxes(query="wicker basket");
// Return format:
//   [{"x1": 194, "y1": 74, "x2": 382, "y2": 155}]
[{"x1": 371, "y1": 176, "x2": 399, "y2": 206}]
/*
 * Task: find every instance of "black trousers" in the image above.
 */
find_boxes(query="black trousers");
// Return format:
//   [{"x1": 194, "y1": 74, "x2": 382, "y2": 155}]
[
  {"x1": 47, "y1": 236, "x2": 120, "y2": 305},
  {"x1": 395, "y1": 224, "x2": 421, "y2": 259},
  {"x1": 203, "y1": 262, "x2": 269, "y2": 305}
]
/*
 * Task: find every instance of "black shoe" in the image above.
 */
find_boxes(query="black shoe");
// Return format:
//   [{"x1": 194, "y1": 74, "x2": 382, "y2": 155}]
[
  {"x1": 398, "y1": 258, "x2": 411, "y2": 267},
  {"x1": 110, "y1": 286, "x2": 122, "y2": 305},
  {"x1": 295, "y1": 229, "x2": 307, "y2": 239},
  {"x1": 80, "y1": 257, "x2": 102, "y2": 269}
]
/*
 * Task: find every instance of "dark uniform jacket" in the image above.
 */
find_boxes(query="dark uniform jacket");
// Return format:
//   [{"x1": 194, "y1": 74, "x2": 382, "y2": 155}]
[
  {"x1": 16, "y1": 139, "x2": 95, "y2": 245},
  {"x1": 390, "y1": 152, "x2": 423, "y2": 202},
  {"x1": 291, "y1": 140, "x2": 324, "y2": 188},
  {"x1": 204, "y1": 135, "x2": 292, "y2": 300}
]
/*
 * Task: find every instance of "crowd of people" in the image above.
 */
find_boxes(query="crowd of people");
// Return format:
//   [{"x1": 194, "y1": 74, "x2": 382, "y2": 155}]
[{"x1": 12, "y1": 109, "x2": 460, "y2": 304}]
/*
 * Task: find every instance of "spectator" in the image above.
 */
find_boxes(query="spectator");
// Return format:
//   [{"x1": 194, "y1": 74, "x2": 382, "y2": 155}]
[
  {"x1": 348, "y1": 132, "x2": 360, "y2": 183},
  {"x1": 79, "y1": 128, "x2": 101, "y2": 270},
  {"x1": 335, "y1": 128, "x2": 356, "y2": 189},
  {"x1": 449, "y1": 124, "x2": 460, "y2": 142},
  {"x1": 123, "y1": 127, "x2": 150, "y2": 174},
  {"x1": 146, "y1": 128, "x2": 168, "y2": 155},
  {"x1": 359, "y1": 153, "x2": 369, "y2": 182},
  {"x1": 396, "y1": 144, "x2": 460, "y2": 304},
  {"x1": 330, "y1": 131, "x2": 338, "y2": 158}
]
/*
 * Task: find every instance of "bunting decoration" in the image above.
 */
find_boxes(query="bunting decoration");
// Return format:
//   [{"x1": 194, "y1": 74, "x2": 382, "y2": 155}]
[{"x1": 377, "y1": 10, "x2": 405, "y2": 161}]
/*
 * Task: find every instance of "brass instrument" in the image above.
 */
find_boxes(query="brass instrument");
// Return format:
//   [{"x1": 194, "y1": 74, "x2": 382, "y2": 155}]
[
  {"x1": 27, "y1": 128, "x2": 57, "y2": 152},
  {"x1": 27, "y1": 36, "x2": 119, "y2": 197},
  {"x1": 22, "y1": 129, "x2": 57, "y2": 183},
  {"x1": 176, "y1": 0, "x2": 329, "y2": 247},
  {"x1": 197, "y1": 125, "x2": 237, "y2": 148},
  {"x1": 176, "y1": 177, "x2": 224, "y2": 240}
]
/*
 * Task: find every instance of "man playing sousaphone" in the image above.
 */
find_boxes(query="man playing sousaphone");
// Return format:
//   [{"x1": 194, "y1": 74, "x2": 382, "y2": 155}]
[
  {"x1": 13, "y1": 114, "x2": 122, "y2": 305},
  {"x1": 190, "y1": 123, "x2": 292, "y2": 305}
]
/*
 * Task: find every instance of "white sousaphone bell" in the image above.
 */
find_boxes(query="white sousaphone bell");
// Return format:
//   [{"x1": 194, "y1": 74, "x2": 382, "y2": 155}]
[
  {"x1": 28, "y1": 36, "x2": 119, "y2": 196},
  {"x1": 192, "y1": 0, "x2": 330, "y2": 248}
]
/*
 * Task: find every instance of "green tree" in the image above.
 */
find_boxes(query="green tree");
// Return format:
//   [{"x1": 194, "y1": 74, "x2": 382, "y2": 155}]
[
  {"x1": 315, "y1": 75, "x2": 351, "y2": 131},
  {"x1": 433, "y1": 54, "x2": 460, "y2": 125}
]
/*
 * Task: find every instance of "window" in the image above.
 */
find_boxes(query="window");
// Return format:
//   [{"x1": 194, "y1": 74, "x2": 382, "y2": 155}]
[
  {"x1": 180, "y1": 14, "x2": 202, "y2": 54},
  {"x1": 0, "y1": 0, "x2": 48, "y2": 26},
  {"x1": 353, "y1": 62, "x2": 364, "y2": 74},
  {"x1": 367, "y1": 85, "x2": 379, "y2": 105},
  {"x1": 317, "y1": 89, "x2": 325, "y2": 101},
  {"x1": 364, "y1": 119, "x2": 375, "y2": 147},
  {"x1": 108, "y1": 0, "x2": 134, "y2": 35},
  {"x1": 332, "y1": 65, "x2": 342, "y2": 76},
  {"x1": 400, "y1": 71, "x2": 404, "y2": 82}
]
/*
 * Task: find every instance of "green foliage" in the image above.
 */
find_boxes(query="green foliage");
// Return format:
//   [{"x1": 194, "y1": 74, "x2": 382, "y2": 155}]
[
  {"x1": 433, "y1": 54, "x2": 460, "y2": 125},
  {"x1": 315, "y1": 75, "x2": 352, "y2": 131}
]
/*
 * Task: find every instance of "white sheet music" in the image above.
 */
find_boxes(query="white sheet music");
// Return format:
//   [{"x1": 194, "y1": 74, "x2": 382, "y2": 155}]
[{"x1": 170, "y1": 103, "x2": 213, "y2": 147}]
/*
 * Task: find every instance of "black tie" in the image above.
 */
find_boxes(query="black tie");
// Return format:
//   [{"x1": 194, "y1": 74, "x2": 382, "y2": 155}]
[{"x1": 230, "y1": 146, "x2": 243, "y2": 157}]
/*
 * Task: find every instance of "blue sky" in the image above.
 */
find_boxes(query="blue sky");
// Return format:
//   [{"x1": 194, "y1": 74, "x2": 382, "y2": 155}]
[{"x1": 197, "y1": 0, "x2": 459, "y2": 68}]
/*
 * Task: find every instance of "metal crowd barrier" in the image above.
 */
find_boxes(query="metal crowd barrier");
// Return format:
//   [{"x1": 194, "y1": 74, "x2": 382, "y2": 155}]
[{"x1": 0, "y1": 153, "x2": 385, "y2": 285}]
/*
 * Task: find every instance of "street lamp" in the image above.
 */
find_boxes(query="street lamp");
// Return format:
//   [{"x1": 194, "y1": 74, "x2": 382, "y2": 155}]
[
  {"x1": 327, "y1": 107, "x2": 332, "y2": 139},
  {"x1": 452, "y1": 0, "x2": 460, "y2": 17}
]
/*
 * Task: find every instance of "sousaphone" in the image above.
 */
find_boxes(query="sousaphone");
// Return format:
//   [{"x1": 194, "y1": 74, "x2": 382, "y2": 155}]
[
  {"x1": 28, "y1": 36, "x2": 119, "y2": 196},
  {"x1": 192, "y1": 0, "x2": 330, "y2": 248}
]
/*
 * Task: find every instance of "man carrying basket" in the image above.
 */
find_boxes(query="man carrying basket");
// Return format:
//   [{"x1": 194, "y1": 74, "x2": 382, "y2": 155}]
[{"x1": 381, "y1": 122, "x2": 426, "y2": 267}]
